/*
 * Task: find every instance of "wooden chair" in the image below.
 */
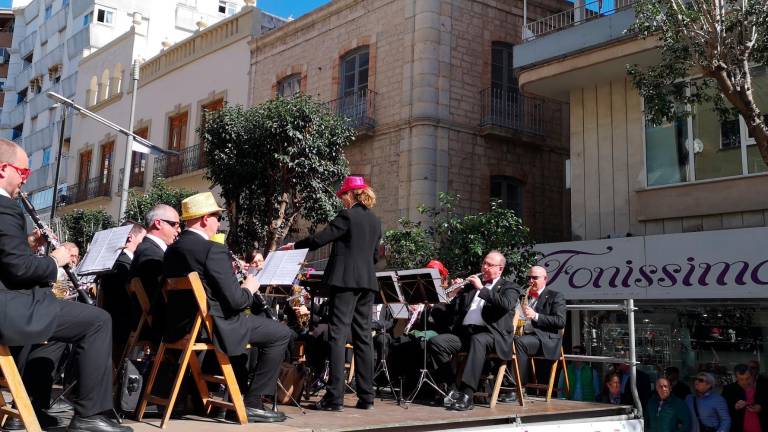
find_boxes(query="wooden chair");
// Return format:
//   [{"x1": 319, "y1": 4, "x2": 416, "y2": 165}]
[
  {"x1": 526, "y1": 342, "x2": 569, "y2": 401},
  {"x1": 344, "y1": 343, "x2": 355, "y2": 385},
  {"x1": 135, "y1": 272, "x2": 247, "y2": 428},
  {"x1": 0, "y1": 345, "x2": 41, "y2": 432},
  {"x1": 456, "y1": 347, "x2": 525, "y2": 408},
  {"x1": 118, "y1": 278, "x2": 154, "y2": 368}
]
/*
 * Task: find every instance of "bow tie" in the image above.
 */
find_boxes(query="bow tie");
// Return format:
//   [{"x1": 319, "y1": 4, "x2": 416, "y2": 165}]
[
  {"x1": 530, "y1": 289, "x2": 540, "y2": 299},
  {"x1": 483, "y1": 279, "x2": 494, "y2": 285}
]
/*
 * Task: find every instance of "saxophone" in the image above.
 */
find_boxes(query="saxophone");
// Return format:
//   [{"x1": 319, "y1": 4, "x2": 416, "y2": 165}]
[
  {"x1": 513, "y1": 281, "x2": 533, "y2": 336},
  {"x1": 289, "y1": 284, "x2": 310, "y2": 330}
]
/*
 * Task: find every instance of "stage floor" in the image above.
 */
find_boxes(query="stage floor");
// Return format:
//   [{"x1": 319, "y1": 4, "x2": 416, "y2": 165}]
[{"x1": 125, "y1": 395, "x2": 633, "y2": 432}]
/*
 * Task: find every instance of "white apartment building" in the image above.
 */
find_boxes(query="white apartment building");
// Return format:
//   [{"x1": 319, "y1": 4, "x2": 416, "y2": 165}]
[
  {"x1": 2, "y1": 0, "x2": 250, "y2": 210},
  {"x1": 60, "y1": 5, "x2": 284, "y2": 219}
]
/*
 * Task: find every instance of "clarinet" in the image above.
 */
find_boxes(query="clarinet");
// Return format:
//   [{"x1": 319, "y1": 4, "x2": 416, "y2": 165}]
[
  {"x1": 227, "y1": 251, "x2": 276, "y2": 320},
  {"x1": 18, "y1": 192, "x2": 95, "y2": 306}
]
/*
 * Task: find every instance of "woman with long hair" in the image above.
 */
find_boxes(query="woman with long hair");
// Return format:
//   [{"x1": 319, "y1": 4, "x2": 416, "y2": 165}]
[{"x1": 280, "y1": 176, "x2": 381, "y2": 411}]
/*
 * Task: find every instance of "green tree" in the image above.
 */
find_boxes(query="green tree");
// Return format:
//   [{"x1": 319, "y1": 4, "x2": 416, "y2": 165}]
[
  {"x1": 59, "y1": 209, "x2": 115, "y2": 252},
  {"x1": 628, "y1": 0, "x2": 768, "y2": 163},
  {"x1": 201, "y1": 94, "x2": 354, "y2": 255},
  {"x1": 383, "y1": 193, "x2": 537, "y2": 285},
  {"x1": 123, "y1": 177, "x2": 195, "y2": 224}
]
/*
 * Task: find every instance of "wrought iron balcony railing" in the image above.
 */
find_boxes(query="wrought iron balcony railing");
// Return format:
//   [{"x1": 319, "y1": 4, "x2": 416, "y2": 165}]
[
  {"x1": 61, "y1": 176, "x2": 111, "y2": 205},
  {"x1": 480, "y1": 87, "x2": 562, "y2": 136},
  {"x1": 326, "y1": 88, "x2": 376, "y2": 131},
  {"x1": 153, "y1": 143, "x2": 207, "y2": 179}
]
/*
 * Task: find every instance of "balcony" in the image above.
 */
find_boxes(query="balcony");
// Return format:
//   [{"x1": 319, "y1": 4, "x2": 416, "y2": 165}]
[
  {"x1": 24, "y1": 164, "x2": 51, "y2": 191},
  {"x1": 61, "y1": 176, "x2": 111, "y2": 205},
  {"x1": 153, "y1": 143, "x2": 207, "y2": 179},
  {"x1": 24, "y1": 123, "x2": 56, "y2": 154},
  {"x1": 41, "y1": 6, "x2": 68, "y2": 41},
  {"x1": 1, "y1": 103, "x2": 26, "y2": 128},
  {"x1": 29, "y1": 83, "x2": 60, "y2": 118},
  {"x1": 36, "y1": 44, "x2": 63, "y2": 74},
  {"x1": 515, "y1": 0, "x2": 637, "y2": 70},
  {"x1": 66, "y1": 26, "x2": 89, "y2": 60},
  {"x1": 326, "y1": 88, "x2": 376, "y2": 135},
  {"x1": 479, "y1": 87, "x2": 563, "y2": 137},
  {"x1": 17, "y1": 31, "x2": 37, "y2": 57},
  {"x1": 61, "y1": 72, "x2": 78, "y2": 98},
  {"x1": 118, "y1": 167, "x2": 146, "y2": 189}
]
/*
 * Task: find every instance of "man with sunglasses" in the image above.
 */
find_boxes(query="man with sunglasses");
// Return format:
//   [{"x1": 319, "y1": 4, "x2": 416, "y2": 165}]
[
  {"x1": 513, "y1": 265, "x2": 566, "y2": 390},
  {"x1": 129, "y1": 203, "x2": 181, "y2": 342},
  {"x1": 0, "y1": 139, "x2": 130, "y2": 432}
]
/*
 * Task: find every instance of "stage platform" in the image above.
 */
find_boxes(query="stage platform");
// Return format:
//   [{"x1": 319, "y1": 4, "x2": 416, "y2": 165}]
[{"x1": 125, "y1": 395, "x2": 634, "y2": 432}]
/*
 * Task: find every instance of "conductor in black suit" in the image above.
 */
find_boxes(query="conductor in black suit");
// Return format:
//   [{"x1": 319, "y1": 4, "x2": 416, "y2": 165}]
[
  {"x1": 280, "y1": 176, "x2": 382, "y2": 412},
  {"x1": 514, "y1": 265, "x2": 567, "y2": 387},
  {"x1": 163, "y1": 192, "x2": 292, "y2": 423},
  {"x1": 129, "y1": 204, "x2": 180, "y2": 340},
  {"x1": 429, "y1": 251, "x2": 521, "y2": 411},
  {"x1": 0, "y1": 139, "x2": 130, "y2": 432}
]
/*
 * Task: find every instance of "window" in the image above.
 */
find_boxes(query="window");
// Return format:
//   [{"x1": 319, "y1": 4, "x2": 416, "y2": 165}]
[
  {"x1": 130, "y1": 127, "x2": 148, "y2": 187},
  {"x1": 44, "y1": 5, "x2": 52, "y2": 19},
  {"x1": 78, "y1": 149, "x2": 92, "y2": 185},
  {"x1": 490, "y1": 176, "x2": 523, "y2": 215},
  {"x1": 218, "y1": 1, "x2": 236, "y2": 16},
  {"x1": 644, "y1": 73, "x2": 768, "y2": 186},
  {"x1": 42, "y1": 148, "x2": 51, "y2": 166},
  {"x1": 166, "y1": 112, "x2": 188, "y2": 177},
  {"x1": 339, "y1": 48, "x2": 370, "y2": 123},
  {"x1": 16, "y1": 87, "x2": 28, "y2": 105},
  {"x1": 277, "y1": 74, "x2": 301, "y2": 98},
  {"x1": 99, "y1": 141, "x2": 114, "y2": 190},
  {"x1": 0, "y1": 79, "x2": 5, "y2": 91},
  {"x1": 491, "y1": 42, "x2": 517, "y2": 93},
  {"x1": 489, "y1": 42, "x2": 522, "y2": 127},
  {"x1": 83, "y1": 12, "x2": 92, "y2": 26},
  {"x1": 11, "y1": 124, "x2": 23, "y2": 140},
  {"x1": 96, "y1": 8, "x2": 114, "y2": 24},
  {"x1": 62, "y1": 0, "x2": 70, "y2": 8}
]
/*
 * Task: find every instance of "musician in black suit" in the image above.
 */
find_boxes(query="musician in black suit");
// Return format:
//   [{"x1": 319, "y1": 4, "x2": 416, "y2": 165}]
[
  {"x1": 280, "y1": 176, "x2": 382, "y2": 411},
  {"x1": 99, "y1": 222, "x2": 145, "y2": 362},
  {"x1": 129, "y1": 204, "x2": 179, "y2": 341},
  {"x1": 163, "y1": 192, "x2": 292, "y2": 423},
  {"x1": 0, "y1": 139, "x2": 130, "y2": 432},
  {"x1": 428, "y1": 251, "x2": 521, "y2": 411},
  {"x1": 514, "y1": 265, "x2": 567, "y2": 388}
]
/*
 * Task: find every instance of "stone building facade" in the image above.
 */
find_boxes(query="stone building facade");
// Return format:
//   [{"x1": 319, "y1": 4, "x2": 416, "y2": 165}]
[{"x1": 249, "y1": 0, "x2": 571, "y2": 242}]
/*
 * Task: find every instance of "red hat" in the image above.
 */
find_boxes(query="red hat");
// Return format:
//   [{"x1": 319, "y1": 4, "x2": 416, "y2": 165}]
[
  {"x1": 426, "y1": 259, "x2": 449, "y2": 279},
  {"x1": 336, "y1": 176, "x2": 369, "y2": 197}
]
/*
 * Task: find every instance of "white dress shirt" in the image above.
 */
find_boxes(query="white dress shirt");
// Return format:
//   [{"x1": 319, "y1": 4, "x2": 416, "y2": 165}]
[
  {"x1": 462, "y1": 277, "x2": 499, "y2": 327},
  {"x1": 145, "y1": 234, "x2": 168, "y2": 252}
]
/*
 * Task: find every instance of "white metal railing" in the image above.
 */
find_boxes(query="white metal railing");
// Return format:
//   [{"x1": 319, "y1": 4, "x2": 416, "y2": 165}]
[
  {"x1": 24, "y1": 123, "x2": 55, "y2": 154},
  {"x1": 566, "y1": 300, "x2": 643, "y2": 418},
  {"x1": 41, "y1": 5, "x2": 68, "y2": 41},
  {"x1": 524, "y1": 0, "x2": 636, "y2": 41},
  {"x1": 17, "y1": 30, "x2": 37, "y2": 56},
  {"x1": 66, "y1": 26, "x2": 89, "y2": 60}
]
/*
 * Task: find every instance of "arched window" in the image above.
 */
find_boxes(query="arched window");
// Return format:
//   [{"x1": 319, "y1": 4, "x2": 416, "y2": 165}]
[
  {"x1": 277, "y1": 74, "x2": 301, "y2": 98},
  {"x1": 112, "y1": 63, "x2": 123, "y2": 97},
  {"x1": 88, "y1": 76, "x2": 98, "y2": 106},
  {"x1": 99, "y1": 69, "x2": 110, "y2": 102}
]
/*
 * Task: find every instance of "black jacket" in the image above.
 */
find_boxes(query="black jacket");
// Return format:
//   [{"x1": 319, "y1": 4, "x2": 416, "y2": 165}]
[
  {"x1": 99, "y1": 251, "x2": 133, "y2": 341},
  {"x1": 163, "y1": 230, "x2": 254, "y2": 356},
  {"x1": 294, "y1": 203, "x2": 381, "y2": 291},
  {"x1": 528, "y1": 287, "x2": 567, "y2": 360},
  {"x1": 722, "y1": 380, "x2": 768, "y2": 432},
  {"x1": 0, "y1": 194, "x2": 60, "y2": 345},
  {"x1": 129, "y1": 236, "x2": 166, "y2": 327},
  {"x1": 449, "y1": 279, "x2": 521, "y2": 361}
]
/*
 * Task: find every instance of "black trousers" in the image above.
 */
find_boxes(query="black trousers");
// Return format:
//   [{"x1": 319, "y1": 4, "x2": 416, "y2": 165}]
[
  {"x1": 243, "y1": 314, "x2": 292, "y2": 402},
  {"x1": 324, "y1": 287, "x2": 374, "y2": 405},
  {"x1": 428, "y1": 326, "x2": 496, "y2": 394},
  {"x1": 18, "y1": 300, "x2": 114, "y2": 417},
  {"x1": 514, "y1": 334, "x2": 543, "y2": 385}
]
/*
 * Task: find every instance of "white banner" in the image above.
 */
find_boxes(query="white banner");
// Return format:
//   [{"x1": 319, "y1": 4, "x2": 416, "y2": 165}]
[
  {"x1": 535, "y1": 227, "x2": 768, "y2": 300},
  {"x1": 460, "y1": 419, "x2": 643, "y2": 432}
]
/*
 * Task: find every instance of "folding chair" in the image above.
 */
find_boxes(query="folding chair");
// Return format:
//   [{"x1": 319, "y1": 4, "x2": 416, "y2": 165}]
[
  {"x1": 456, "y1": 347, "x2": 525, "y2": 408},
  {"x1": 118, "y1": 278, "x2": 154, "y2": 368},
  {"x1": 0, "y1": 345, "x2": 41, "y2": 432},
  {"x1": 136, "y1": 272, "x2": 247, "y2": 428},
  {"x1": 527, "y1": 337, "x2": 568, "y2": 401}
]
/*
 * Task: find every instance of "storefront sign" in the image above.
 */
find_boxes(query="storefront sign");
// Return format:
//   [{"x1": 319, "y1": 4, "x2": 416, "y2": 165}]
[{"x1": 535, "y1": 227, "x2": 768, "y2": 300}]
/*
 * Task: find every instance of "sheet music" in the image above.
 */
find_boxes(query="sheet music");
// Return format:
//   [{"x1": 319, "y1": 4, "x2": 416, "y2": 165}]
[
  {"x1": 76, "y1": 225, "x2": 133, "y2": 275},
  {"x1": 256, "y1": 249, "x2": 309, "y2": 286}
]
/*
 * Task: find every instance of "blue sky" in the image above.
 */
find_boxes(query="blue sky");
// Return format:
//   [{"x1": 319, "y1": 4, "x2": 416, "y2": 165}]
[
  {"x1": 257, "y1": 0, "x2": 330, "y2": 19},
  {"x1": 0, "y1": 0, "x2": 10, "y2": 9}
]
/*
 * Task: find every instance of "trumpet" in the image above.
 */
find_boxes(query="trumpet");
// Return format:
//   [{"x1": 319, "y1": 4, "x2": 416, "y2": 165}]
[{"x1": 443, "y1": 273, "x2": 482, "y2": 296}]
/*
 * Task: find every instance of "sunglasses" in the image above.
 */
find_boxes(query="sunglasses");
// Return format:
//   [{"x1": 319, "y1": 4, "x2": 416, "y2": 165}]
[
  {"x1": 207, "y1": 213, "x2": 223, "y2": 222},
  {"x1": 695, "y1": 378, "x2": 709, "y2": 383},
  {"x1": 2, "y1": 162, "x2": 30, "y2": 181},
  {"x1": 527, "y1": 275, "x2": 544, "y2": 280},
  {"x1": 161, "y1": 219, "x2": 180, "y2": 227}
]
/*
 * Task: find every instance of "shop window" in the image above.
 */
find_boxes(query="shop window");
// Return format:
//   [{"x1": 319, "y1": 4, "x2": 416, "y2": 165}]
[
  {"x1": 277, "y1": 74, "x2": 301, "y2": 98},
  {"x1": 490, "y1": 175, "x2": 523, "y2": 215}
]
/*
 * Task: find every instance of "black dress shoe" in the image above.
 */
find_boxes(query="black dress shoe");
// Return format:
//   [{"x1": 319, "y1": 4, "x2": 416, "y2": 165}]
[
  {"x1": 448, "y1": 393, "x2": 474, "y2": 411},
  {"x1": 1, "y1": 417, "x2": 24, "y2": 430},
  {"x1": 443, "y1": 389, "x2": 462, "y2": 408},
  {"x1": 354, "y1": 400, "x2": 374, "y2": 410},
  {"x1": 496, "y1": 392, "x2": 517, "y2": 403},
  {"x1": 313, "y1": 398, "x2": 343, "y2": 412},
  {"x1": 2, "y1": 410, "x2": 64, "y2": 430},
  {"x1": 68, "y1": 414, "x2": 133, "y2": 432},
  {"x1": 244, "y1": 407, "x2": 286, "y2": 423}
]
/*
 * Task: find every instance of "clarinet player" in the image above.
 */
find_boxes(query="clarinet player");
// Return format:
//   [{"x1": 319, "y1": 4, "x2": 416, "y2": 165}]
[
  {"x1": 0, "y1": 139, "x2": 129, "y2": 432},
  {"x1": 280, "y1": 176, "x2": 382, "y2": 411}
]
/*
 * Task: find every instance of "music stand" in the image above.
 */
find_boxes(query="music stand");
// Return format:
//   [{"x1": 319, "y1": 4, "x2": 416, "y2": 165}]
[
  {"x1": 396, "y1": 268, "x2": 445, "y2": 406},
  {"x1": 371, "y1": 272, "x2": 403, "y2": 404}
]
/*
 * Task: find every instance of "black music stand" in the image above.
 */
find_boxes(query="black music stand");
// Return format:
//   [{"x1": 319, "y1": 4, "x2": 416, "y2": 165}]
[
  {"x1": 396, "y1": 268, "x2": 446, "y2": 406},
  {"x1": 372, "y1": 272, "x2": 402, "y2": 404}
]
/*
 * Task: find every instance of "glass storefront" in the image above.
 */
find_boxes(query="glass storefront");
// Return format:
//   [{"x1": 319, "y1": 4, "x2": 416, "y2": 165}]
[{"x1": 573, "y1": 300, "x2": 768, "y2": 387}]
